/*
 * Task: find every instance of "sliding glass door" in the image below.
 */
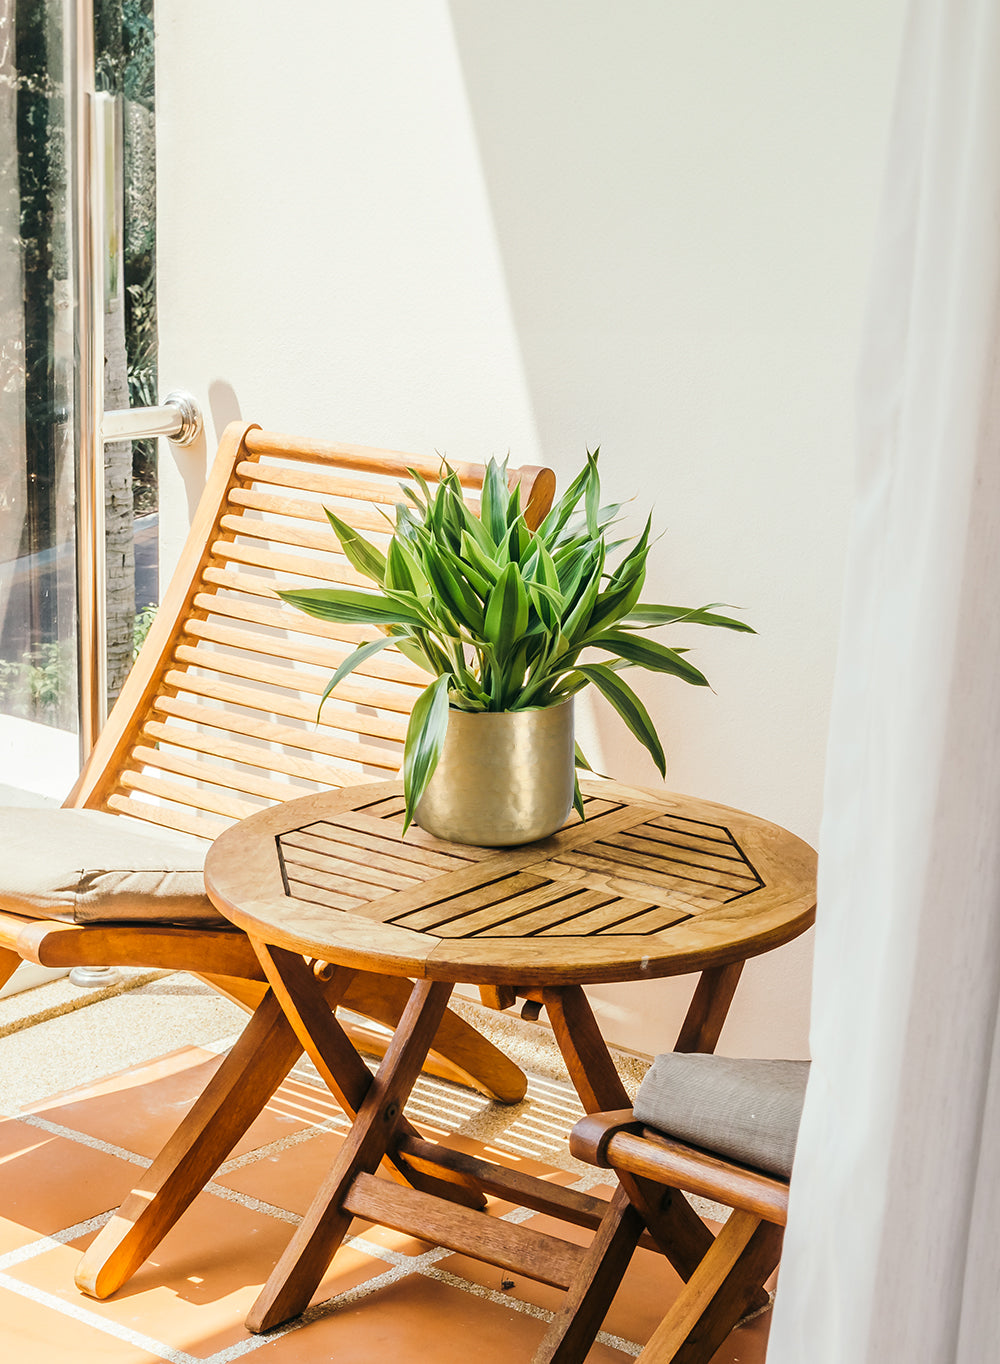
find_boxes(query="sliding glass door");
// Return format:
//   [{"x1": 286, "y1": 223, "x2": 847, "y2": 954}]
[{"x1": 0, "y1": 0, "x2": 157, "y2": 801}]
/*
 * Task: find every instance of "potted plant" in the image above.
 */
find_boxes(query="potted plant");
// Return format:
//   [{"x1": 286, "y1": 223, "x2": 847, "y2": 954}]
[{"x1": 279, "y1": 453, "x2": 751, "y2": 845}]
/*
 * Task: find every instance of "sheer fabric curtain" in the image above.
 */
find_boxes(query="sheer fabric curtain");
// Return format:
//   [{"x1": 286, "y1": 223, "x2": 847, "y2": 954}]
[{"x1": 767, "y1": 1, "x2": 1000, "y2": 1359}]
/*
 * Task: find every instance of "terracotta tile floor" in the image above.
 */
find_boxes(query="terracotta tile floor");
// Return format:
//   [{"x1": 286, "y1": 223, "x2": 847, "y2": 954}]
[{"x1": 0, "y1": 1027, "x2": 775, "y2": 1362}]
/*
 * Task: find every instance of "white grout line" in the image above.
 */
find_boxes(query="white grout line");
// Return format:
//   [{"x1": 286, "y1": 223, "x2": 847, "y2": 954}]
[
  {"x1": 19, "y1": 1112, "x2": 152, "y2": 1167},
  {"x1": 0, "y1": 1214, "x2": 111, "y2": 1271},
  {"x1": 0, "y1": 1270, "x2": 204, "y2": 1364}
]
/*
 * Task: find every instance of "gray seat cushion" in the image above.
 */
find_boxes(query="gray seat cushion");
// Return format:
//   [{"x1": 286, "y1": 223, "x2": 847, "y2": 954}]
[
  {"x1": 0, "y1": 808, "x2": 226, "y2": 925},
  {"x1": 633, "y1": 1053, "x2": 810, "y2": 1179}
]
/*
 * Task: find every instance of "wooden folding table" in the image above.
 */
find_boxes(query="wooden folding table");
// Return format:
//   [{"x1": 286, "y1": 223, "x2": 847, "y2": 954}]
[{"x1": 76, "y1": 779, "x2": 816, "y2": 1343}]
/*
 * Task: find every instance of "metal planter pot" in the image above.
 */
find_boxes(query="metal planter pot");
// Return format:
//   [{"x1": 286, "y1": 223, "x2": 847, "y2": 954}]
[{"x1": 415, "y1": 699, "x2": 575, "y2": 847}]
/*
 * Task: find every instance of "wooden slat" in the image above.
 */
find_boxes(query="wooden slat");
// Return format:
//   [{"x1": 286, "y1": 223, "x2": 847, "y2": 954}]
[
  {"x1": 542, "y1": 858, "x2": 720, "y2": 912},
  {"x1": 219, "y1": 511, "x2": 351, "y2": 556},
  {"x1": 553, "y1": 850, "x2": 735, "y2": 903},
  {"x1": 119, "y1": 769, "x2": 263, "y2": 822},
  {"x1": 105, "y1": 792, "x2": 227, "y2": 840},
  {"x1": 517, "y1": 894, "x2": 671, "y2": 939},
  {"x1": 241, "y1": 430, "x2": 489, "y2": 484},
  {"x1": 237, "y1": 460, "x2": 417, "y2": 507},
  {"x1": 595, "y1": 906, "x2": 694, "y2": 935},
  {"x1": 210, "y1": 536, "x2": 370, "y2": 588},
  {"x1": 141, "y1": 719, "x2": 355, "y2": 788},
  {"x1": 191, "y1": 589, "x2": 399, "y2": 656},
  {"x1": 628, "y1": 821, "x2": 749, "y2": 861},
  {"x1": 163, "y1": 668, "x2": 411, "y2": 743},
  {"x1": 282, "y1": 873, "x2": 368, "y2": 911},
  {"x1": 199, "y1": 565, "x2": 284, "y2": 601},
  {"x1": 183, "y1": 616, "x2": 424, "y2": 687},
  {"x1": 317, "y1": 812, "x2": 488, "y2": 868},
  {"x1": 582, "y1": 838, "x2": 756, "y2": 893},
  {"x1": 129, "y1": 745, "x2": 303, "y2": 804},
  {"x1": 429, "y1": 885, "x2": 608, "y2": 939},
  {"x1": 645, "y1": 813, "x2": 743, "y2": 846},
  {"x1": 226, "y1": 485, "x2": 392, "y2": 536},
  {"x1": 392, "y1": 873, "x2": 551, "y2": 933},
  {"x1": 277, "y1": 839, "x2": 419, "y2": 893},
  {"x1": 341, "y1": 1173, "x2": 585, "y2": 1290},
  {"x1": 171, "y1": 645, "x2": 412, "y2": 734},
  {"x1": 280, "y1": 828, "x2": 434, "y2": 883},
  {"x1": 152, "y1": 694, "x2": 400, "y2": 771},
  {"x1": 398, "y1": 1133, "x2": 629, "y2": 1238},
  {"x1": 284, "y1": 872, "x2": 378, "y2": 910},
  {"x1": 605, "y1": 831, "x2": 761, "y2": 884}
]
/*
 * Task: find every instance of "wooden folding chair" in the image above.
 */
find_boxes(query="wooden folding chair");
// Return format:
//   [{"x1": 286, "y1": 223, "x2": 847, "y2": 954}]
[
  {"x1": 0, "y1": 421, "x2": 555, "y2": 1108},
  {"x1": 535, "y1": 1055, "x2": 808, "y2": 1363}
]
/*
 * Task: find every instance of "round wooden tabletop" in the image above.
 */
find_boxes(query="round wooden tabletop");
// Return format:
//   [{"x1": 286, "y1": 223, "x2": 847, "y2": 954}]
[{"x1": 204, "y1": 780, "x2": 816, "y2": 988}]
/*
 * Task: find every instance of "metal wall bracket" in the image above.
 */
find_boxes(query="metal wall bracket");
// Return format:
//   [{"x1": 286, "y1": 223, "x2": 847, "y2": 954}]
[{"x1": 102, "y1": 390, "x2": 204, "y2": 446}]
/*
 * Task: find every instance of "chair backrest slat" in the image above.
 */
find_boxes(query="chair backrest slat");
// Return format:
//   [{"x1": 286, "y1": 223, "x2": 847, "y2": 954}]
[{"x1": 67, "y1": 422, "x2": 555, "y2": 843}]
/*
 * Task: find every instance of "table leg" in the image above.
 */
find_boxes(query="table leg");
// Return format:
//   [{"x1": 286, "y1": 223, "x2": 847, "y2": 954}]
[
  {"x1": 542, "y1": 985, "x2": 715, "y2": 1278},
  {"x1": 246, "y1": 976, "x2": 455, "y2": 1333},
  {"x1": 673, "y1": 961, "x2": 745, "y2": 1054},
  {"x1": 75, "y1": 967, "x2": 354, "y2": 1301},
  {"x1": 252, "y1": 944, "x2": 485, "y2": 1209}
]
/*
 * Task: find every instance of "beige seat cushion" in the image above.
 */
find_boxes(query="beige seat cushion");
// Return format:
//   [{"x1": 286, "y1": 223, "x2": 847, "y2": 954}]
[
  {"x1": 0, "y1": 808, "x2": 226, "y2": 925},
  {"x1": 633, "y1": 1053, "x2": 810, "y2": 1179}
]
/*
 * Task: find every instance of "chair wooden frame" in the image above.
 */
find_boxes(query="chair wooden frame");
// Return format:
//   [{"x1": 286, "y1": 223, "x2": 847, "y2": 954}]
[
  {"x1": 0, "y1": 420, "x2": 556, "y2": 1105},
  {"x1": 534, "y1": 1108, "x2": 789, "y2": 1363}
]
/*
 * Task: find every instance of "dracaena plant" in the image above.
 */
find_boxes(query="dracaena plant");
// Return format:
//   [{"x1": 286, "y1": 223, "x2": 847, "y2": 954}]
[{"x1": 279, "y1": 453, "x2": 752, "y2": 830}]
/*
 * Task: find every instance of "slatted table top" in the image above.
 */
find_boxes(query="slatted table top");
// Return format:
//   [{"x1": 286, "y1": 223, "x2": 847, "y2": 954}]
[{"x1": 204, "y1": 780, "x2": 816, "y2": 986}]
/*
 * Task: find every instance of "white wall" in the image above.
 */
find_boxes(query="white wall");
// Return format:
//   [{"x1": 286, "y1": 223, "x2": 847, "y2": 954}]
[{"x1": 155, "y1": 0, "x2": 905, "y2": 1059}]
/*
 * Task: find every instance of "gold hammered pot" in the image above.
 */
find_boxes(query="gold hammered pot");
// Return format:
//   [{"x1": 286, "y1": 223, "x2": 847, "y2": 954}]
[{"x1": 414, "y1": 699, "x2": 575, "y2": 846}]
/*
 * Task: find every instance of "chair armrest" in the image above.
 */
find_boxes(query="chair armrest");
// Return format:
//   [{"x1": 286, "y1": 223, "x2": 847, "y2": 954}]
[
  {"x1": 569, "y1": 1109, "x2": 644, "y2": 1166},
  {"x1": 604, "y1": 1127, "x2": 790, "y2": 1226}
]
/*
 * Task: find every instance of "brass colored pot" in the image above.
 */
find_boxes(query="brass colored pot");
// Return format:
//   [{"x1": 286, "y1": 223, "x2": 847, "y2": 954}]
[{"x1": 415, "y1": 699, "x2": 575, "y2": 847}]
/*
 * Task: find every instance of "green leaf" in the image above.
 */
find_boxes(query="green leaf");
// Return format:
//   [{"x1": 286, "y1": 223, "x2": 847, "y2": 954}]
[
  {"x1": 324, "y1": 509, "x2": 387, "y2": 585},
  {"x1": 318, "y1": 636, "x2": 397, "y2": 709},
  {"x1": 392, "y1": 634, "x2": 437, "y2": 674},
  {"x1": 623, "y1": 603, "x2": 755, "y2": 633},
  {"x1": 538, "y1": 455, "x2": 597, "y2": 543},
  {"x1": 423, "y1": 549, "x2": 486, "y2": 635},
  {"x1": 480, "y1": 458, "x2": 509, "y2": 545},
  {"x1": 584, "y1": 448, "x2": 601, "y2": 538},
  {"x1": 561, "y1": 543, "x2": 605, "y2": 644},
  {"x1": 484, "y1": 561, "x2": 529, "y2": 659},
  {"x1": 572, "y1": 774, "x2": 586, "y2": 822},
  {"x1": 385, "y1": 537, "x2": 431, "y2": 600},
  {"x1": 575, "y1": 663, "x2": 666, "y2": 777},
  {"x1": 505, "y1": 479, "x2": 523, "y2": 527},
  {"x1": 460, "y1": 530, "x2": 502, "y2": 588},
  {"x1": 277, "y1": 587, "x2": 426, "y2": 628},
  {"x1": 402, "y1": 674, "x2": 453, "y2": 832},
  {"x1": 574, "y1": 741, "x2": 596, "y2": 771},
  {"x1": 587, "y1": 630, "x2": 710, "y2": 686}
]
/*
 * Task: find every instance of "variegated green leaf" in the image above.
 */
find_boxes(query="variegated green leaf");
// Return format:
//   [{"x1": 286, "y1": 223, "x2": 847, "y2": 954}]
[
  {"x1": 386, "y1": 537, "x2": 431, "y2": 600},
  {"x1": 587, "y1": 630, "x2": 710, "y2": 686},
  {"x1": 402, "y1": 673, "x2": 453, "y2": 831},
  {"x1": 277, "y1": 587, "x2": 426, "y2": 628},
  {"x1": 574, "y1": 662, "x2": 666, "y2": 777},
  {"x1": 319, "y1": 635, "x2": 397, "y2": 709},
  {"x1": 324, "y1": 509, "x2": 387, "y2": 585},
  {"x1": 484, "y1": 561, "x2": 529, "y2": 659},
  {"x1": 480, "y1": 458, "x2": 509, "y2": 545},
  {"x1": 622, "y1": 603, "x2": 755, "y2": 633}
]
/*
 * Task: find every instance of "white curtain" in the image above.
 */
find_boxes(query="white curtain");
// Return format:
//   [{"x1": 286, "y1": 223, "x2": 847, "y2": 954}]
[{"x1": 766, "y1": 1, "x2": 1000, "y2": 1360}]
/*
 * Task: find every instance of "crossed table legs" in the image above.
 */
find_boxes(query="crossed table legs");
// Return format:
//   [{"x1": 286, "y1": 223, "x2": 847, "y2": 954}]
[{"x1": 76, "y1": 944, "x2": 757, "y2": 1351}]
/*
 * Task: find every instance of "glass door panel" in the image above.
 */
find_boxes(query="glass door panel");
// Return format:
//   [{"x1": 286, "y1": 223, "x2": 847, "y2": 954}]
[
  {"x1": 0, "y1": 0, "x2": 158, "y2": 800},
  {"x1": 0, "y1": 0, "x2": 79, "y2": 799}
]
